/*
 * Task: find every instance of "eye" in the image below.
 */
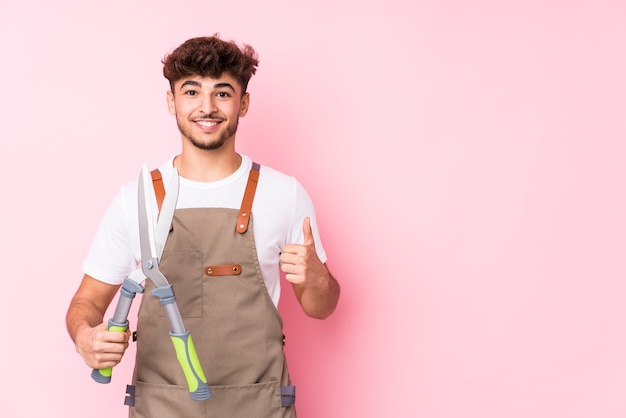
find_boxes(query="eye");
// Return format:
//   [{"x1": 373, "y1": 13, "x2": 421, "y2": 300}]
[
  {"x1": 184, "y1": 90, "x2": 198, "y2": 96},
  {"x1": 216, "y1": 91, "x2": 231, "y2": 98}
]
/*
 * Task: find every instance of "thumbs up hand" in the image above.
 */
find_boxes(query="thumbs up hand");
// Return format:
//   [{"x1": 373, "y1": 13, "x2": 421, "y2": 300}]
[{"x1": 280, "y1": 217, "x2": 328, "y2": 288}]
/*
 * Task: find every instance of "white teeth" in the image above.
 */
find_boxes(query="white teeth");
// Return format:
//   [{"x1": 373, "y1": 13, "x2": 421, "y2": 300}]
[{"x1": 196, "y1": 120, "x2": 217, "y2": 128}]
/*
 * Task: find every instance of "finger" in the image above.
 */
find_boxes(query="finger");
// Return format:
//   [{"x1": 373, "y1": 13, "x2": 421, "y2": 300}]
[
  {"x1": 92, "y1": 349, "x2": 127, "y2": 368},
  {"x1": 280, "y1": 243, "x2": 301, "y2": 256},
  {"x1": 105, "y1": 330, "x2": 130, "y2": 343},
  {"x1": 97, "y1": 341, "x2": 129, "y2": 355},
  {"x1": 303, "y1": 217, "x2": 315, "y2": 246},
  {"x1": 284, "y1": 272, "x2": 304, "y2": 285},
  {"x1": 96, "y1": 326, "x2": 129, "y2": 344}
]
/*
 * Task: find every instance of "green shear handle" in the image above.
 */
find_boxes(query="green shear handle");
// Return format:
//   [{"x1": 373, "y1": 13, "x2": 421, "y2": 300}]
[
  {"x1": 90, "y1": 321, "x2": 128, "y2": 383},
  {"x1": 170, "y1": 331, "x2": 210, "y2": 400},
  {"x1": 153, "y1": 285, "x2": 211, "y2": 400},
  {"x1": 91, "y1": 277, "x2": 144, "y2": 383}
]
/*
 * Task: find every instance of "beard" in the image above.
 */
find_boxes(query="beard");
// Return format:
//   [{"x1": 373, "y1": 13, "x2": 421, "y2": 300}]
[{"x1": 177, "y1": 114, "x2": 240, "y2": 151}]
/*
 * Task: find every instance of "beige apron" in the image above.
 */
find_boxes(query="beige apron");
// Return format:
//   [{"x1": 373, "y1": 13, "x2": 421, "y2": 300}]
[{"x1": 126, "y1": 164, "x2": 296, "y2": 418}]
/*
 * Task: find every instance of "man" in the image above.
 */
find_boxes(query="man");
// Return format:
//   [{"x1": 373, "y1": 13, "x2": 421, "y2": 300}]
[{"x1": 66, "y1": 35, "x2": 340, "y2": 418}]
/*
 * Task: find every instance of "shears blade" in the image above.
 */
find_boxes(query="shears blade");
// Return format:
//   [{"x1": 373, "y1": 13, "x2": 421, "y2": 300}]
[
  {"x1": 137, "y1": 163, "x2": 179, "y2": 288},
  {"x1": 138, "y1": 164, "x2": 159, "y2": 261},
  {"x1": 154, "y1": 166, "x2": 179, "y2": 258}
]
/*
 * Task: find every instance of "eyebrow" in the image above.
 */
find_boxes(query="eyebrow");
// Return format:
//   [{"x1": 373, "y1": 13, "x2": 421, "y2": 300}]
[
  {"x1": 214, "y1": 82, "x2": 236, "y2": 92},
  {"x1": 179, "y1": 80, "x2": 236, "y2": 93},
  {"x1": 180, "y1": 80, "x2": 202, "y2": 89}
]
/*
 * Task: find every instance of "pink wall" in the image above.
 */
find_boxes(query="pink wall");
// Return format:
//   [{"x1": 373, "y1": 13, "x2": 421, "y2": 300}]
[{"x1": 1, "y1": 1, "x2": 625, "y2": 417}]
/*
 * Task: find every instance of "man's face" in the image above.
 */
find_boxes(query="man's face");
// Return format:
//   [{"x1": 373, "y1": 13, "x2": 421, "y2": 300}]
[{"x1": 167, "y1": 74, "x2": 249, "y2": 151}]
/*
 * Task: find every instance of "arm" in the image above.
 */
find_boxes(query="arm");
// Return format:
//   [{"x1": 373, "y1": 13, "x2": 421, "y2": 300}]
[
  {"x1": 280, "y1": 217, "x2": 340, "y2": 319},
  {"x1": 290, "y1": 267, "x2": 340, "y2": 319},
  {"x1": 66, "y1": 274, "x2": 130, "y2": 369}
]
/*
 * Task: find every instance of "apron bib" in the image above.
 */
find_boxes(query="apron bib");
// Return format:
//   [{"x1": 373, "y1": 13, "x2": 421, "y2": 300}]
[{"x1": 127, "y1": 165, "x2": 296, "y2": 418}]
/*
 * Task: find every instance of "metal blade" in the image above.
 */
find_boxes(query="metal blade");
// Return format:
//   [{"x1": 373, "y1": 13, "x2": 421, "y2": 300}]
[
  {"x1": 154, "y1": 167, "x2": 179, "y2": 260},
  {"x1": 138, "y1": 164, "x2": 170, "y2": 287},
  {"x1": 138, "y1": 164, "x2": 158, "y2": 260}
]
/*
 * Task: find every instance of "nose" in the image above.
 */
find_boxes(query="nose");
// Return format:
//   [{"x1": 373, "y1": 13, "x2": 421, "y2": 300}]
[{"x1": 199, "y1": 94, "x2": 217, "y2": 114}]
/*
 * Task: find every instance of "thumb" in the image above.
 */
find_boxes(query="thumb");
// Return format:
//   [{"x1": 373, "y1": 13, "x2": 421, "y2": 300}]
[{"x1": 302, "y1": 217, "x2": 315, "y2": 246}]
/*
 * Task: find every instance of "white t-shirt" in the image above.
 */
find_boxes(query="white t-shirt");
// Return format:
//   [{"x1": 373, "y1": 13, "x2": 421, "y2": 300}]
[{"x1": 82, "y1": 154, "x2": 327, "y2": 306}]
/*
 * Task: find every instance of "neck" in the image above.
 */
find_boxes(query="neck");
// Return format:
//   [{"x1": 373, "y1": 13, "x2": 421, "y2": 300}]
[{"x1": 173, "y1": 147, "x2": 242, "y2": 182}]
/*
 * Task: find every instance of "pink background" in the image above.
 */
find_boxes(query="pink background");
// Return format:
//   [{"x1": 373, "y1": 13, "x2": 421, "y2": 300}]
[{"x1": 1, "y1": 1, "x2": 625, "y2": 417}]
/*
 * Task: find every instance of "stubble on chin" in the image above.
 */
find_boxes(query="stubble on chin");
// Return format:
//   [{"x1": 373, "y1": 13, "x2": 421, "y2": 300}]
[
  {"x1": 177, "y1": 116, "x2": 239, "y2": 151},
  {"x1": 189, "y1": 134, "x2": 229, "y2": 151}
]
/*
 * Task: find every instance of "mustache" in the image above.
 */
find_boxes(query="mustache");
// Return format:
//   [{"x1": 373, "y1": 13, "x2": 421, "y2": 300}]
[{"x1": 195, "y1": 113, "x2": 224, "y2": 120}]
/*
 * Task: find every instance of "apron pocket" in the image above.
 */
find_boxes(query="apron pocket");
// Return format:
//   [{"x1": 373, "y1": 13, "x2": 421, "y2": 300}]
[
  {"x1": 132, "y1": 380, "x2": 205, "y2": 418},
  {"x1": 208, "y1": 381, "x2": 282, "y2": 418},
  {"x1": 132, "y1": 379, "x2": 284, "y2": 418},
  {"x1": 158, "y1": 251, "x2": 203, "y2": 318}
]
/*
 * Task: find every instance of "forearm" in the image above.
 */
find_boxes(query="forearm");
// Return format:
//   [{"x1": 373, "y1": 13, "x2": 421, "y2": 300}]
[
  {"x1": 66, "y1": 276, "x2": 130, "y2": 369},
  {"x1": 295, "y1": 271, "x2": 340, "y2": 320},
  {"x1": 66, "y1": 274, "x2": 120, "y2": 343},
  {"x1": 66, "y1": 296, "x2": 107, "y2": 343}
]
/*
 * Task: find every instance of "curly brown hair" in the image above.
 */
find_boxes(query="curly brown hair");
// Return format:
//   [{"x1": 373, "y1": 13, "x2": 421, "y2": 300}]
[{"x1": 162, "y1": 35, "x2": 259, "y2": 95}]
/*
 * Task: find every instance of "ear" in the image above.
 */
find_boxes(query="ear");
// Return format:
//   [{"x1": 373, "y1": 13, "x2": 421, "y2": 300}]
[
  {"x1": 239, "y1": 92, "x2": 250, "y2": 117},
  {"x1": 166, "y1": 90, "x2": 176, "y2": 115}
]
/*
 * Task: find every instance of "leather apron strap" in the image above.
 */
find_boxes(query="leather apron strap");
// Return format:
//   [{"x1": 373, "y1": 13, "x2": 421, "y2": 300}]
[
  {"x1": 150, "y1": 170, "x2": 165, "y2": 212},
  {"x1": 237, "y1": 162, "x2": 260, "y2": 234}
]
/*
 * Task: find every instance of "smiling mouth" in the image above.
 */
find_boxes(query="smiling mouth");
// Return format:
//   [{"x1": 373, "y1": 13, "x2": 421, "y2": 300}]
[{"x1": 195, "y1": 119, "x2": 221, "y2": 129}]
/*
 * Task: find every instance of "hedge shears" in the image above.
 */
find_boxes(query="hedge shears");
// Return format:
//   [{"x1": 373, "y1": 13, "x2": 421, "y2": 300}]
[{"x1": 91, "y1": 164, "x2": 211, "y2": 401}]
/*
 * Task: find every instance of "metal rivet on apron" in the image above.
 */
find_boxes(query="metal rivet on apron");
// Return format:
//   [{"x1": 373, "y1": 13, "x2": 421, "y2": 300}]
[
  {"x1": 233, "y1": 266, "x2": 239, "y2": 273},
  {"x1": 242, "y1": 212, "x2": 247, "y2": 217},
  {"x1": 206, "y1": 268, "x2": 213, "y2": 275},
  {"x1": 239, "y1": 224, "x2": 245, "y2": 229}
]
